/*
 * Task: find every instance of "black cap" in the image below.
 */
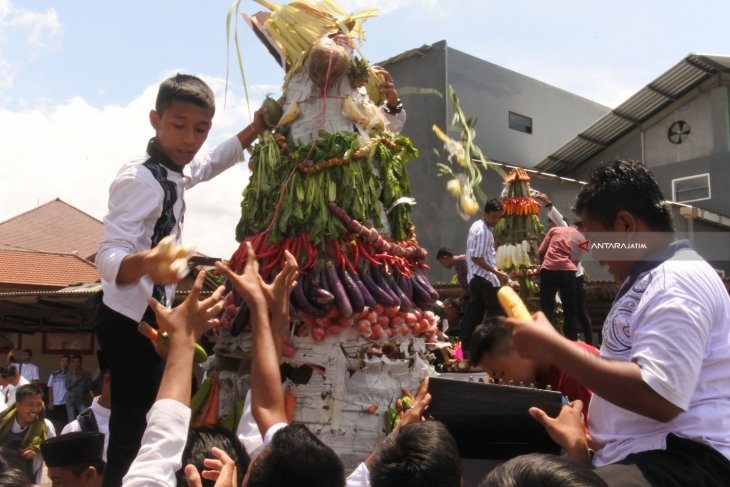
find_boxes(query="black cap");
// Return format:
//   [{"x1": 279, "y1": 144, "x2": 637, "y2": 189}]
[{"x1": 40, "y1": 432, "x2": 104, "y2": 467}]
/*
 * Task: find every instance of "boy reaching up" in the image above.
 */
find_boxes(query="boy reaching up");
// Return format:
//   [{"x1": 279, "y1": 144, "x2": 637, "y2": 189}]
[
  {"x1": 215, "y1": 243, "x2": 345, "y2": 487},
  {"x1": 95, "y1": 73, "x2": 268, "y2": 486}
]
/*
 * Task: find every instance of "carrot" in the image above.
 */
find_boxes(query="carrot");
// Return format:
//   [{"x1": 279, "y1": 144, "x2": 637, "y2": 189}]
[
  {"x1": 192, "y1": 372, "x2": 220, "y2": 427},
  {"x1": 284, "y1": 386, "x2": 296, "y2": 424}
]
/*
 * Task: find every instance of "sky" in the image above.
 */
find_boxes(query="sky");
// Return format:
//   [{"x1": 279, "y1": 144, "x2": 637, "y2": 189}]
[{"x1": 1, "y1": 0, "x2": 729, "y2": 259}]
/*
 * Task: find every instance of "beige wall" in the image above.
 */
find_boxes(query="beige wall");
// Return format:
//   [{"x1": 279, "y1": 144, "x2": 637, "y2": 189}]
[{"x1": 2, "y1": 332, "x2": 100, "y2": 384}]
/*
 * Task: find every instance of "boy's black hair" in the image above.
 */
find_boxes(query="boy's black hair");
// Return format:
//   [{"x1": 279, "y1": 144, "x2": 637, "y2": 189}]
[
  {"x1": 573, "y1": 159, "x2": 673, "y2": 233},
  {"x1": 484, "y1": 198, "x2": 504, "y2": 213},
  {"x1": 247, "y1": 424, "x2": 344, "y2": 487},
  {"x1": 155, "y1": 73, "x2": 215, "y2": 116},
  {"x1": 15, "y1": 384, "x2": 43, "y2": 404},
  {"x1": 0, "y1": 466, "x2": 33, "y2": 487},
  {"x1": 21, "y1": 349, "x2": 32, "y2": 357},
  {"x1": 0, "y1": 366, "x2": 15, "y2": 378},
  {"x1": 479, "y1": 453, "x2": 608, "y2": 487},
  {"x1": 436, "y1": 247, "x2": 454, "y2": 260},
  {"x1": 176, "y1": 425, "x2": 250, "y2": 487},
  {"x1": 443, "y1": 297, "x2": 462, "y2": 314},
  {"x1": 370, "y1": 421, "x2": 461, "y2": 487},
  {"x1": 469, "y1": 320, "x2": 510, "y2": 366},
  {"x1": 71, "y1": 354, "x2": 82, "y2": 361}
]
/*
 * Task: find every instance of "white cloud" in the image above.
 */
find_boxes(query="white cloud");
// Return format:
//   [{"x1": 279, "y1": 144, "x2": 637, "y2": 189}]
[
  {"x1": 6, "y1": 6, "x2": 61, "y2": 48},
  {"x1": 0, "y1": 75, "x2": 266, "y2": 260}
]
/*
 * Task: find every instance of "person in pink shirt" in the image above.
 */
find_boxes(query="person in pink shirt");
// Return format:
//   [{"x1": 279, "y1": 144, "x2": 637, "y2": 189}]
[{"x1": 537, "y1": 221, "x2": 586, "y2": 340}]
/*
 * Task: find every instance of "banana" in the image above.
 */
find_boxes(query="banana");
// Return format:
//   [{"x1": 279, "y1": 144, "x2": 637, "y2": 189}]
[{"x1": 497, "y1": 286, "x2": 533, "y2": 321}]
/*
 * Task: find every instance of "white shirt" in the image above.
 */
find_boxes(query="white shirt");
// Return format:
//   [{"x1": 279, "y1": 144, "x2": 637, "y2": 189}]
[
  {"x1": 4, "y1": 376, "x2": 30, "y2": 408},
  {"x1": 97, "y1": 136, "x2": 244, "y2": 321},
  {"x1": 346, "y1": 462, "x2": 370, "y2": 487},
  {"x1": 466, "y1": 219, "x2": 499, "y2": 286},
  {"x1": 17, "y1": 362, "x2": 39, "y2": 383},
  {"x1": 589, "y1": 247, "x2": 730, "y2": 466},
  {"x1": 237, "y1": 389, "x2": 264, "y2": 456},
  {"x1": 47, "y1": 369, "x2": 68, "y2": 405},
  {"x1": 123, "y1": 399, "x2": 191, "y2": 486},
  {"x1": 62, "y1": 396, "x2": 111, "y2": 461}
]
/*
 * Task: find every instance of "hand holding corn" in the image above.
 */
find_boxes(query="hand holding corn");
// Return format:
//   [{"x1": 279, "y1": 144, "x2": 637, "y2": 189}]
[{"x1": 145, "y1": 236, "x2": 194, "y2": 285}]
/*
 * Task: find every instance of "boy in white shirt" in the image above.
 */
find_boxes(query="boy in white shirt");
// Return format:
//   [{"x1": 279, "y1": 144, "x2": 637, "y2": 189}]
[
  {"x1": 511, "y1": 160, "x2": 730, "y2": 486},
  {"x1": 95, "y1": 73, "x2": 267, "y2": 486}
]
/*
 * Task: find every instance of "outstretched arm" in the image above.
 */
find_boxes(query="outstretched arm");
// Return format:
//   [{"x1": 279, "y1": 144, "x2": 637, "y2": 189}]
[
  {"x1": 215, "y1": 243, "x2": 299, "y2": 434},
  {"x1": 505, "y1": 312, "x2": 682, "y2": 422}
]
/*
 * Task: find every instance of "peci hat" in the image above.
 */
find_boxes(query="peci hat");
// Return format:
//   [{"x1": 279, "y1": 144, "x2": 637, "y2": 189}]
[{"x1": 40, "y1": 431, "x2": 104, "y2": 467}]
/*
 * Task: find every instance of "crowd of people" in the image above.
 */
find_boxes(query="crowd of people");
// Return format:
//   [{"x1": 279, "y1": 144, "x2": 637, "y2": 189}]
[{"x1": 1, "y1": 72, "x2": 729, "y2": 487}]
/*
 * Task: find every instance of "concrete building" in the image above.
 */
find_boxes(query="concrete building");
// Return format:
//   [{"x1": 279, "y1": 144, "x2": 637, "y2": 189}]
[
  {"x1": 536, "y1": 53, "x2": 730, "y2": 277},
  {"x1": 380, "y1": 40, "x2": 610, "y2": 282}
]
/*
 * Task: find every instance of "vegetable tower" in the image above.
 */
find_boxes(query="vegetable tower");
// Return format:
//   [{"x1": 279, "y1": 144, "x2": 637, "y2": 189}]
[
  {"x1": 492, "y1": 168, "x2": 543, "y2": 300},
  {"x1": 208, "y1": 0, "x2": 439, "y2": 467}
]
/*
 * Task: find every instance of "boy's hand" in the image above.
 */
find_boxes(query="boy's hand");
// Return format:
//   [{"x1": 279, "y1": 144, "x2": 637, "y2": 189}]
[
  {"x1": 530, "y1": 400, "x2": 592, "y2": 465},
  {"x1": 214, "y1": 242, "x2": 266, "y2": 308},
  {"x1": 251, "y1": 106, "x2": 269, "y2": 136},
  {"x1": 503, "y1": 311, "x2": 563, "y2": 362},
  {"x1": 398, "y1": 377, "x2": 432, "y2": 429},
  {"x1": 146, "y1": 270, "x2": 225, "y2": 345},
  {"x1": 372, "y1": 65, "x2": 399, "y2": 106},
  {"x1": 184, "y1": 447, "x2": 237, "y2": 487},
  {"x1": 260, "y1": 250, "x2": 299, "y2": 317}
]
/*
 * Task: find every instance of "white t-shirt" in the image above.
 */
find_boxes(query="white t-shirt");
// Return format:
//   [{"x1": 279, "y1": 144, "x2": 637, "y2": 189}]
[
  {"x1": 589, "y1": 246, "x2": 730, "y2": 466},
  {"x1": 346, "y1": 462, "x2": 370, "y2": 487},
  {"x1": 62, "y1": 396, "x2": 111, "y2": 461},
  {"x1": 17, "y1": 362, "x2": 39, "y2": 383},
  {"x1": 4, "y1": 376, "x2": 30, "y2": 408},
  {"x1": 97, "y1": 136, "x2": 244, "y2": 321}
]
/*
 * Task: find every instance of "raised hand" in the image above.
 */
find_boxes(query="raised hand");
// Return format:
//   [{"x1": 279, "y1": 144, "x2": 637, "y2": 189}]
[
  {"x1": 503, "y1": 311, "x2": 563, "y2": 362},
  {"x1": 215, "y1": 242, "x2": 266, "y2": 309},
  {"x1": 399, "y1": 377, "x2": 432, "y2": 429},
  {"x1": 184, "y1": 447, "x2": 238, "y2": 487},
  {"x1": 147, "y1": 269, "x2": 225, "y2": 343}
]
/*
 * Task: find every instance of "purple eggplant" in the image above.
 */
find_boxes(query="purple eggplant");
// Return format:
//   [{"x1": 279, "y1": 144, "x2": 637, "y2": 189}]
[
  {"x1": 383, "y1": 269, "x2": 415, "y2": 309},
  {"x1": 305, "y1": 272, "x2": 335, "y2": 305},
  {"x1": 414, "y1": 270, "x2": 439, "y2": 300},
  {"x1": 291, "y1": 275, "x2": 326, "y2": 317},
  {"x1": 411, "y1": 276, "x2": 434, "y2": 309},
  {"x1": 370, "y1": 263, "x2": 401, "y2": 305},
  {"x1": 351, "y1": 270, "x2": 376, "y2": 309},
  {"x1": 396, "y1": 273, "x2": 414, "y2": 301},
  {"x1": 359, "y1": 266, "x2": 397, "y2": 306},
  {"x1": 339, "y1": 267, "x2": 364, "y2": 313},
  {"x1": 231, "y1": 300, "x2": 250, "y2": 337},
  {"x1": 326, "y1": 260, "x2": 353, "y2": 318}
]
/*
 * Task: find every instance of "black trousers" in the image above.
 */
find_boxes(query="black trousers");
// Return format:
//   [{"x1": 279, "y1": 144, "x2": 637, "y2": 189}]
[
  {"x1": 595, "y1": 434, "x2": 730, "y2": 487},
  {"x1": 539, "y1": 269, "x2": 578, "y2": 340},
  {"x1": 96, "y1": 302, "x2": 164, "y2": 487},
  {"x1": 460, "y1": 275, "x2": 503, "y2": 353},
  {"x1": 576, "y1": 274, "x2": 593, "y2": 345}
]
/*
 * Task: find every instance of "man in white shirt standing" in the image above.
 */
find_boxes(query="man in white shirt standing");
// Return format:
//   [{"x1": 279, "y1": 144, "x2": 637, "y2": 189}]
[
  {"x1": 460, "y1": 198, "x2": 509, "y2": 355},
  {"x1": 0, "y1": 366, "x2": 30, "y2": 409},
  {"x1": 16, "y1": 349, "x2": 40, "y2": 385},
  {"x1": 510, "y1": 160, "x2": 730, "y2": 486},
  {"x1": 47, "y1": 354, "x2": 70, "y2": 433}
]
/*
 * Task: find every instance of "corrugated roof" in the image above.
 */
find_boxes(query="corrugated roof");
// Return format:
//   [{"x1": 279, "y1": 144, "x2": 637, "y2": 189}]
[{"x1": 536, "y1": 53, "x2": 730, "y2": 175}]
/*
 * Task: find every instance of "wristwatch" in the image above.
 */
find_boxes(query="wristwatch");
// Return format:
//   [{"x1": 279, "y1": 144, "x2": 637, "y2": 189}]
[{"x1": 385, "y1": 99, "x2": 403, "y2": 114}]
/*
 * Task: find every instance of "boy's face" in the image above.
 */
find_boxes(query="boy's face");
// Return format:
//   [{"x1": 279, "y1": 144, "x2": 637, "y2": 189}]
[
  {"x1": 21, "y1": 351, "x2": 31, "y2": 363},
  {"x1": 60, "y1": 357, "x2": 69, "y2": 370},
  {"x1": 483, "y1": 210, "x2": 504, "y2": 227},
  {"x1": 48, "y1": 466, "x2": 100, "y2": 487},
  {"x1": 438, "y1": 256, "x2": 454, "y2": 269},
  {"x1": 16, "y1": 394, "x2": 44, "y2": 426},
  {"x1": 478, "y1": 338, "x2": 538, "y2": 384},
  {"x1": 149, "y1": 100, "x2": 214, "y2": 167},
  {"x1": 71, "y1": 357, "x2": 82, "y2": 370}
]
